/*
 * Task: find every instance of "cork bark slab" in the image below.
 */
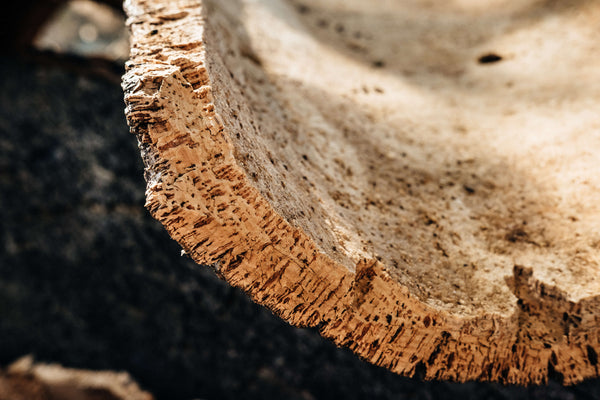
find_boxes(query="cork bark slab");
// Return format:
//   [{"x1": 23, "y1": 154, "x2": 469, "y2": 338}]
[
  {"x1": 122, "y1": 0, "x2": 600, "y2": 385},
  {"x1": 0, "y1": 356, "x2": 153, "y2": 400}
]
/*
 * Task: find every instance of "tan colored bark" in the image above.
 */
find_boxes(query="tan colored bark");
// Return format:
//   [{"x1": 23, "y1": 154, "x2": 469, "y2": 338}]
[
  {"x1": 122, "y1": 0, "x2": 600, "y2": 385},
  {"x1": 0, "y1": 356, "x2": 153, "y2": 400}
]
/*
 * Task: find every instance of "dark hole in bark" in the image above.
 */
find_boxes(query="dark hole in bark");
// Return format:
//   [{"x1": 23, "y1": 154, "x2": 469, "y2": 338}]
[
  {"x1": 478, "y1": 53, "x2": 503, "y2": 64},
  {"x1": 587, "y1": 345, "x2": 598, "y2": 366}
]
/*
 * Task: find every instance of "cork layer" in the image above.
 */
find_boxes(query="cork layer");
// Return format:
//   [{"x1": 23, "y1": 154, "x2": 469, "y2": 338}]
[{"x1": 123, "y1": 0, "x2": 600, "y2": 384}]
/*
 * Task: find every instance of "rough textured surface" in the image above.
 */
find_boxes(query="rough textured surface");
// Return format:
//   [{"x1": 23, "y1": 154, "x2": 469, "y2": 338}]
[
  {"x1": 1, "y1": 55, "x2": 600, "y2": 399},
  {"x1": 122, "y1": 0, "x2": 600, "y2": 385}
]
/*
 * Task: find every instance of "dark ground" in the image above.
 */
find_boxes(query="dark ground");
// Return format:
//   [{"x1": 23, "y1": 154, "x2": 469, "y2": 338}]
[{"x1": 0, "y1": 56, "x2": 599, "y2": 400}]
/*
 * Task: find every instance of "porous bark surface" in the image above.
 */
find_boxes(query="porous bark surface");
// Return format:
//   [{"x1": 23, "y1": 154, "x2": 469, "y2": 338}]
[{"x1": 123, "y1": 0, "x2": 600, "y2": 384}]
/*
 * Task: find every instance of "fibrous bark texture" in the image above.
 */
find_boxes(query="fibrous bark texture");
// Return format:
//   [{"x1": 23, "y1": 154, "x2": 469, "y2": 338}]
[{"x1": 122, "y1": 0, "x2": 600, "y2": 385}]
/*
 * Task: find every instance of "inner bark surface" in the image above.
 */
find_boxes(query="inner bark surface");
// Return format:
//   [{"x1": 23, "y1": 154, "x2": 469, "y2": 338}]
[{"x1": 205, "y1": 0, "x2": 600, "y2": 318}]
